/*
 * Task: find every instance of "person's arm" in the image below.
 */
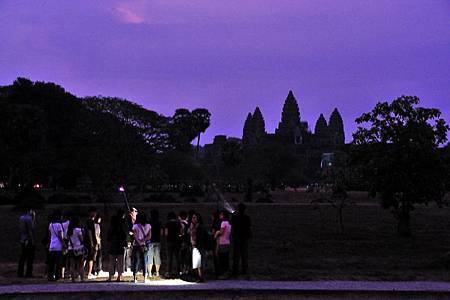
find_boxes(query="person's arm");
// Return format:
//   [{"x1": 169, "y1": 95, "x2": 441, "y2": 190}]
[
  {"x1": 146, "y1": 225, "x2": 152, "y2": 241},
  {"x1": 78, "y1": 229, "x2": 84, "y2": 245},
  {"x1": 214, "y1": 222, "x2": 225, "y2": 239},
  {"x1": 26, "y1": 218, "x2": 34, "y2": 245}
]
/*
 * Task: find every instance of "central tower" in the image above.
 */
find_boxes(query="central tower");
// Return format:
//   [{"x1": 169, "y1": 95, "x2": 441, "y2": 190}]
[{"x1": 275, "y1": 90, "x2": 303, "y2": 144}]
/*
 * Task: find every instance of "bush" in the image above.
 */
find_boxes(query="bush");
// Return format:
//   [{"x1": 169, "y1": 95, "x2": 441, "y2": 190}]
[
  {"x1": 182, "y1": 196, "x2": 198, "y2": 203},
  {"x1": 143, "y1": 193, "x2": 177, "y2": 203},
  {"x1": 77, "y1": 195, "x2": 94, "y2": 203},
  {"x1": 256, "y1": 193, "x2": 274, "y2": 203},
  {"x1": 48, "y1": 193, "x2": 77, "y2": 204},
  {"x1": 0, "y1": 195, "x2": 13, "y2": 205},
  {"x1": 179, "y1": 184, "x2": 204, "y2": 197},
  {"x1": 14, "y1": 188, "x2": 46, "y2": 209}
]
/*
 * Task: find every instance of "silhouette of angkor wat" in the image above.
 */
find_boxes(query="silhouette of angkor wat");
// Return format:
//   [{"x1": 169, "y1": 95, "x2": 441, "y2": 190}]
[{"x1": 204, "y1": 91, "x2": 346, "y2": 182}]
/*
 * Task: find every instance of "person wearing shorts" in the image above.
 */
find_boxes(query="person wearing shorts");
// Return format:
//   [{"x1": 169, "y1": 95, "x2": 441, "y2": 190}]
[{"x1": 147, "y1": 209, "x2": 162, "y2": 277}]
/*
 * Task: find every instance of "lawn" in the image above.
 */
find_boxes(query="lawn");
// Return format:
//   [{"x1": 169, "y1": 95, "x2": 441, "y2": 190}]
[{"x1": 2, "y1": 191, "x2": 450, "y2": 283}]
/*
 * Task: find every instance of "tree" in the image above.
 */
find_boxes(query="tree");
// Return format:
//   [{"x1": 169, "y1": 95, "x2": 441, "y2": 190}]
[
  {"x1": 82, "y1": 96, "x2": 171, "y2": 153},
  {"x1": 191, "y1": 108, "x2": 211, "y2": 153},
  {"x1": 352, "y1": 96, "x2": 449, "y2": 236}
]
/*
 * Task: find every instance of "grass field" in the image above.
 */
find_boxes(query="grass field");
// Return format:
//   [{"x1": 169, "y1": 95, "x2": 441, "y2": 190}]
[{"x1": 2, "y1": 191, "x2": 450, "y2": 283}]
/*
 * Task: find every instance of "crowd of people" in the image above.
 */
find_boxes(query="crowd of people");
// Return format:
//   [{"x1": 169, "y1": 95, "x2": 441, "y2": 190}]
[{"x1": 17, "y1": 203, "x2": 252, "y2": 283}]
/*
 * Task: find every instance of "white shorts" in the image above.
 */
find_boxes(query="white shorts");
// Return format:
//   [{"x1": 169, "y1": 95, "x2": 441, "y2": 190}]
[{"x1": 192, "y1": 247, "x2": 202, "y2": 269}]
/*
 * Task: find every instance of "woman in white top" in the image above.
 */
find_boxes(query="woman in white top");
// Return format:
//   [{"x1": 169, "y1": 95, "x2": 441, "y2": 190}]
[
  {"x1": 48, "y1": 210, "x2": 64, "y2": 281},
  {"x1": 131, "y1": 212, "x2": 151, "y2": 283},
  {"x1": 67, "y1": 216, "x2": 85, "y2": 282}
]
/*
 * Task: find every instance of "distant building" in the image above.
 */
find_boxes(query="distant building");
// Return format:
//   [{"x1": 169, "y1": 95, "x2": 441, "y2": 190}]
[
  {"x1": 244, "y1": 90, "x2": 345, "y2": 147},
  {"x1": 202, "y1": 90, "x2": 346, "y2": 183}
]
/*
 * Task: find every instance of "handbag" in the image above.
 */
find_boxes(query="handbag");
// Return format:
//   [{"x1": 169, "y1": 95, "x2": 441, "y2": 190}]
[
  {"x1": 137, "y1": 224, "x2": 149, "y2": 252},
  {"x1": 69, "y1": 229, "x2": 87, "y2": 257},
  {"x1": 73, "y1": 246, "x2": 87, "y2": 257}
]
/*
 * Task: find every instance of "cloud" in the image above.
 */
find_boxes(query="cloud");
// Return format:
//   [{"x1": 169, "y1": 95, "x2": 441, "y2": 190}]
[{"x1": 114, "y1": 2, "x2": 146, "y2": 24}]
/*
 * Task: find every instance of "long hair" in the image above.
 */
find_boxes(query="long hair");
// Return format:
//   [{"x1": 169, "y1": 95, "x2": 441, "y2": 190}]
[
  {"x1": 68, "y1": 216, "x2": 80, "y2": 237},
  {"x1": 135, "y1": 211, "x2": 147, "y2": 225}
]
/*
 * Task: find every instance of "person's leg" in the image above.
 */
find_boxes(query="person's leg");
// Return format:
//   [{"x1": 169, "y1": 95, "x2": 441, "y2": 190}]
[
  {"x1": 197, "y1": 249, "x2": 205, "y2": 282},
  {"x1": 87, "y1": 249, "x2": 97, "y2": 277},
  {"x1": 47, "y1": 251, "x2": 56, "y2": 281},
  {"x1": 17, "y1": 242, "x2": 26, "y2": 277},
  {"x1": 125, "y1": 245, "x2": 132, "y2": 272},
  {"x1": 223, "y1": 247, "x2": 230, "y2": 274},
  {"x1": 241, "y1": 240, "x2": 248, "y2": 274},
  {"x1": 213, "y1": 244, "x2": 220, "y2": 276},
  {"x1": 54, "y1": 251, "x2": 62, "y2": 280},
  {"x1": 218, "y1": 246, "x2": 227, "y2": 275},
  {"x1": 108, "y1": 254, "x2": 115, "y2": 280},
  {"x1": 26, "y1": 244, "x2": 35, "y2": 277},
  {"x1": 96, "y1": 247, "x2": 103, "y2": 273},
  {"x1": 77, "y1": 256, "x2": 85, "y2": 281},
  {"x1": 70, "y1": 255, "x2": 77, "y2": 282},
  {"x1": 140, "y1": 247, "x2": 146, "y2": 279},
  {"x1": 154, "y1": 243, "x2": 161, "y2": 276},
  {"x1": 116, "y1": 254, "x2": 124, "y2": 281},
  {"x1": 166, "y1": 243, "x2": 173, "y2": 276},
  {"x1": 232, "y1": 241, "x2": 241, "y2": 276},
  {"x1": 61, "y1": 253, "x2": 67, "y2": 280},
  {"x1": 146, "y1": 244, "x2": 155, "y2": 277},
  {"x1": 131, "y1": 247, "x2": 138, "y2": 281}
]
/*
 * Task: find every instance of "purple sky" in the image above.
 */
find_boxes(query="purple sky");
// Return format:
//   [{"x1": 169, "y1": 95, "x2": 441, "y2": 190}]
[{"x1": 1, "y1": 0, "x2": 449, "y2": 144}]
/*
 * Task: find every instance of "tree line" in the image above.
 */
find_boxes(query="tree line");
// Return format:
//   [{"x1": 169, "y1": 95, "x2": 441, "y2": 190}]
[
  {"x1": 1, "y1": 78, "x2": 449, "y2": 236},
  {"x1": 0, "y1": 78, "x2": 210, "y2": 192}
]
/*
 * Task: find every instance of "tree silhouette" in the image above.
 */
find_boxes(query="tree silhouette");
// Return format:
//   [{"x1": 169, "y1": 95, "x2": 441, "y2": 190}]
[
  {"x1": 191, "y1": 108, "x2": 211, "y2": 153},
  {"x1": 352, "y1": 95, "x2": 449, "y2": 236}
]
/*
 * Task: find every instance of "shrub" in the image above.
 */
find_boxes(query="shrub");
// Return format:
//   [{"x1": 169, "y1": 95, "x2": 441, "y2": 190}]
[
  {"x1": 0, "y1": 195, "x2": 13, "y2": 205},
  {"x1": 179, "y1": 184, "x2": 204, "y2": 197},
  {"x1": 143, "y1": 193, "x2": 177, "y2": 203},
  {"x1": 48, "y1": 193, "x2": 77, "y2": 204},
  {"x1": 183, "y1": 196, "x2": 198, "y2": 203}
]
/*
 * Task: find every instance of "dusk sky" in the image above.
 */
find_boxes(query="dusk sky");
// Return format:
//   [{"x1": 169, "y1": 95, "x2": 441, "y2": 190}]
[{"x1": 1, "y1": 0, "x2": 449, "y2": 144}]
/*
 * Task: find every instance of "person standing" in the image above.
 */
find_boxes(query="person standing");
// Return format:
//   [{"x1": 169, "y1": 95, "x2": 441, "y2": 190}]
[
  {"x1": 189, "y1": 212, "x2": 207, "y2": 283},
  {"x1": 164, "y1": 211, "x2": 181, "y2": 278},
  {"x1": 132, "y1": 212, "x2": 151, "y2": 283},
  {"x1": 231, "y1": 203, "x2": 252, "y2": 276},
  {"x1": 123, "y1": 207, "x2": 137, "y2": 275},
  {"x1": 107, "y1": 209, "x2": 127, "y2": 282},
  {"x1": 60, "y1": 212, "x2": 70, "y2": 280},
  {"x1": 17, "y1": 207, "x2": 36, "y2": 278},
  {"x1": 214, "y1": 211, "x2": 232, "y2": 277},
  {"x1": 93, "y1": 214, "x2": 105, "y2": 276},
  {"x1": 47, "y1": 210, "x2": 64, "y2": 281},
  {"x1": 67, "y1": 216, "x2": 85, "y2": 282},
  {"x1": 178, "y1": 211, "x2": 190, "y2": 276},
  {"x1": 84, "y1": 207, "x2": 98, "y2": 280},
  {"x1": 147, "y1": 209, "x2": 162, "y2": 278}
]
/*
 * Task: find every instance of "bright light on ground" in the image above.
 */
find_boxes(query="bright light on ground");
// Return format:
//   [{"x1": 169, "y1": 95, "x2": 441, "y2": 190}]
[{"x1": 134, "y1": 279, "x2": 195, "y2": 286}]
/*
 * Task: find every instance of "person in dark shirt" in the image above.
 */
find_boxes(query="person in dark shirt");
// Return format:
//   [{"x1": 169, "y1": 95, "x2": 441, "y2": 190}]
[
  {"x1": 189, "y1": 212, "x2": 207, "y2": 283},
  {"x1": 84, "y1": 207, "x2": 98, "y2": 279},
  {"x1": 107, "y1": 209, "x2": 127, "y2": 282},
  {"x1": 178, "y1": 211, "x2": 190, "y2": 275},
  {"x1": 123, "y1": 207, "x2": 137, "y2": 274},
  {"x1": 231, "y1": 203, "x2": 252, "y2": 276},
  {"x1": 147, "y1": 209, "x2": 163, "y2": 277},
  {"x1": 164, "y1": 211, "x2": 181, "y2": 278},
  {"x1": 18, "y1": 207, "x2": 36, "y2": 278}
]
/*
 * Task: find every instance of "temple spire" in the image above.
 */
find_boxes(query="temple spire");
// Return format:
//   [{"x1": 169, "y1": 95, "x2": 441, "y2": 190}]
[{"x1": 328, "y1": 108, "x2": 345, "y2": 144}]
